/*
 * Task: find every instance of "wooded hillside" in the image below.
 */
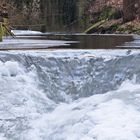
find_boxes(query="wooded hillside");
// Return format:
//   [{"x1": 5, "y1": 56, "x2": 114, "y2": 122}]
[{"x1": 3, "y1": 0, "x2": 140, "y2": 33}]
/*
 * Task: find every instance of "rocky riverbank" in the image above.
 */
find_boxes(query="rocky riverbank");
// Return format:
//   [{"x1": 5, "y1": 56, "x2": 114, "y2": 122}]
[{"x1": 85, "y1": 19, "x2": 140, "y2": 34}]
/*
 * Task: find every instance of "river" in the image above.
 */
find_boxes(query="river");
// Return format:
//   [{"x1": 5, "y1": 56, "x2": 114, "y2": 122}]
[{"x1": 0, "y1": 32, "x2": 140, "y2": 140}]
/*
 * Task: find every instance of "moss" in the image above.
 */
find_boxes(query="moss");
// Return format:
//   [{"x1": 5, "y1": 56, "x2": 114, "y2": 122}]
[
  {"x1": 84, "y1": 5, "x2": 123, "y2": 34},
  {"x1": 84, "y1": 20, "x2": 106, "y2": 33},
  {"x1": 110, "y1": 24, "x2": 119, "y2": 30},
  {"x1": 99, "y1": 6, "x2": 121, "y2": 21}
]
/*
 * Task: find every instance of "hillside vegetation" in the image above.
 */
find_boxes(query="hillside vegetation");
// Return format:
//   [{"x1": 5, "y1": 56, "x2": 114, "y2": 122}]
[{"x1": 4, "y1": 0, "x2": 140, "y2": 34}]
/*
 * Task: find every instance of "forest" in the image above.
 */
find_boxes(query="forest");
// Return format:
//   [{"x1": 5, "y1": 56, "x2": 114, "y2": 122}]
[{"x1": 3, "y1": 0, "x2": 140, "y2": 33}]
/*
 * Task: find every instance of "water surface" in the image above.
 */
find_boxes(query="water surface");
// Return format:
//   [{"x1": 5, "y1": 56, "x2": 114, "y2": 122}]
[{"x1": 0, "y1": 34, "x2": 135, "y2": 50}]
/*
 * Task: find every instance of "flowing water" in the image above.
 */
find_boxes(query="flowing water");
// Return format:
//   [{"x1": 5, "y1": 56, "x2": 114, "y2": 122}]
[{"x1": 0, "y1": 33, "x2": 140, "y2": 140}]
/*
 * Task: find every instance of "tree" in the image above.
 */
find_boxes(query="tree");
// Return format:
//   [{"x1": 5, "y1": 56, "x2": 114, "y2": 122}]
[
  {"x1": 138, "y1": 0, "x2": 140, "y2": 20},
  {"x1": 62, "y1": 0, "x2": 76, "y2": 25},
  {"x1": 40, "y1": 0, "x2": 47, "y2": 32},
  {"x1": 123, "y1": 0, "x2": 135, "y2": 22}
]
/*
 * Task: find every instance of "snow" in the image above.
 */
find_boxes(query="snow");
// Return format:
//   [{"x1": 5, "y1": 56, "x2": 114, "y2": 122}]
[
  {"x1": 11, "y1": 30, "x2": 43, "y2": 35},
  {"x1": 11, "y1": 30, "x2": 135, "y2": 36},
  {"x1": 118, "y1": 38, "x2": 140, "y2": 48},
  {"x1": 0, "y1": 38, "x2": 78, "y2": 49}
]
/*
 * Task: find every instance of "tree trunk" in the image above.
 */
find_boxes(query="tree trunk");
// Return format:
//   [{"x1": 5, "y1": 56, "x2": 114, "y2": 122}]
[
  {"x1": 0, "y1": 23, "x2": 3, "y2": 42},
  {"x1": 138, "y1": 0, "x2": 140, "y2": 20},
  {"x1": 40, "y1": 0, "x2": 47, "y2": 32},
  {"x1": 123, "y1": 0, "x2": 135, "y2": 22}
]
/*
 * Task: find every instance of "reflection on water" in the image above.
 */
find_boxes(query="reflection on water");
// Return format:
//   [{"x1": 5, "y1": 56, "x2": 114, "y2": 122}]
[
  {"x1": 17, "y1": 34, "x2": 134, "y2": 49},
  {"x1": 1, "y1": 34, "x2": 135, "y2": 50},
  {"x1": 65, "y1": 34, "x2": 134, "y2": 49}
]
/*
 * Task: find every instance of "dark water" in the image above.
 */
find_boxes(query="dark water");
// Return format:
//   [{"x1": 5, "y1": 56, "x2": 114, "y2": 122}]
[
  {"x1": 16, "y1": 34, "x2": 134, "y2": 49},
  {"x1": 1, "y1": 34, "x2": 136, "y2": 50},
  {"x1": 62, "y1": 34, "x2": 134, "y2": 49}
]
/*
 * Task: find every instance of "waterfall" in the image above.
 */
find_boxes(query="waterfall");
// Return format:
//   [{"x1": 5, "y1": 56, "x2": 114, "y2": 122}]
[{"x1": 0, "y1": 50, "x2": 140, "y2": 140}]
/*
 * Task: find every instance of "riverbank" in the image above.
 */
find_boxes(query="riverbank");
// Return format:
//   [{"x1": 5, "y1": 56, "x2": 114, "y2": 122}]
[{"x1": 85, "y1": 19, "x2": 140, "y2": 35}]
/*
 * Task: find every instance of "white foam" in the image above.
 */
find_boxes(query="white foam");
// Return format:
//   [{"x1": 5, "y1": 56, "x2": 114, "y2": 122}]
[
  {"x1": 2, "y1": 49, "x2": 138, "y2": 62},
  {"x1": 0, "y1": 59, "x2": 140, "y2": 139},
  {"x1": 24, "y1": 80, "x2": 140, "y2": 140}
]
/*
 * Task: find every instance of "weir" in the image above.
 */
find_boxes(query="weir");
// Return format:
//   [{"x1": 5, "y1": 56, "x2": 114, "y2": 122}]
[
  {"x1": 0, "y1": 50, "x2": 140, "y2": 139},
  {"x1": 0, "y1": 51, "x2": 139, "y2": 101},
  {"x1": 0, "y1": 32, "x2": 140, "y2": 140}
]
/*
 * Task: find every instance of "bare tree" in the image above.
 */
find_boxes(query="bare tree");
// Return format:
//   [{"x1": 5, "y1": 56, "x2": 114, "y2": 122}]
[
  {"x1": 123, "y1": 0, "x2": 135, "y2": 22},
  {"x1": 137, "y1": 0, "x2": 140, "y2": 20}
]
